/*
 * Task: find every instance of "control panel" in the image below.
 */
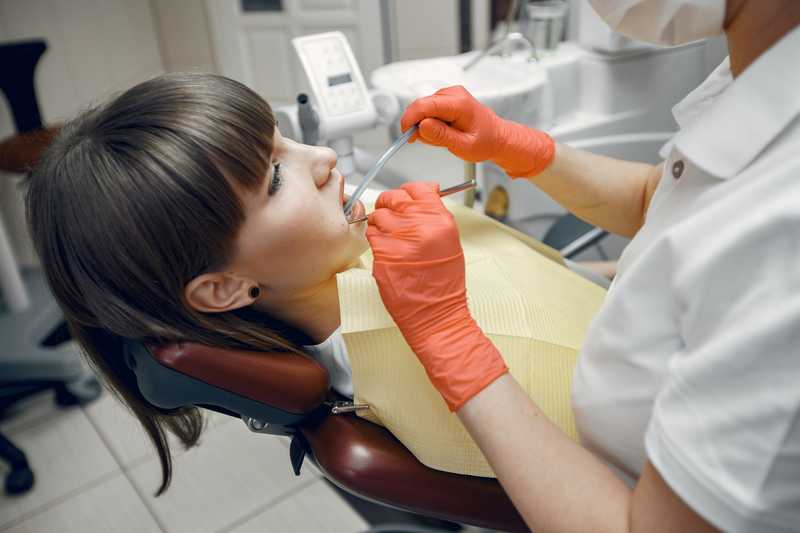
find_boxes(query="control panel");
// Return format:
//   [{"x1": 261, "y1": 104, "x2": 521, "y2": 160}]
[{"x1": 292, "y1": 32, "x2": 376, "y2": 140}]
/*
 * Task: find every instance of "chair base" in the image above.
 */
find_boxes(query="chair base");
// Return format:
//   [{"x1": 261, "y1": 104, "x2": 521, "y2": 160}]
[
  {"x1": 0, "y1": 429, "x2": 34, "y2": 495},
  {"x1": 0, "y1": 269, "x2": 87, "y2": 382},
  {"x1": 0, "y1": 269, "x2": 102, "y2": 496}
]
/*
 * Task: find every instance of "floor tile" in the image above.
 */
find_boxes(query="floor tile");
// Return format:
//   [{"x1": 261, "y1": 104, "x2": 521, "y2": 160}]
[
  {"x1": 80, "y1": 391, "x2": 154, "y2": 468},
  {"x1": 225, "y1": 478, "x2": 367, "y2": 533},
  {"x1": 0, "y1": 390, "x2": 61, "y2": 435},
  {"x1": 128, "y1": 420, "x2": 316, "y2": 533},
  {"x1": 0, "y1": 408, "x2": 119, "y2": 528},
  {"x1": 82, "y1": 391, "x2": 236, "y2": 469},
  {"x1": 3, "y1": 472, "x2": 162, "y2": 533}
]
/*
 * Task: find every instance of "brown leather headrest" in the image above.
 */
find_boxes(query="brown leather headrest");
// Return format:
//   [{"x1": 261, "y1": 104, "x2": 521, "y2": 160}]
[{"x1": 147, "y1": 343, "x2": 329, "y2": 415}]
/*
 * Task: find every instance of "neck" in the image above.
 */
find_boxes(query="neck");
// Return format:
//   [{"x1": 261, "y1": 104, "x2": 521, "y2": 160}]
[
  {"x1": 725, "y1": 0, "x2": 800, "y2": 77},
  {"x1": 259, "y1": 277, "x2": 342, "y2": 344}
]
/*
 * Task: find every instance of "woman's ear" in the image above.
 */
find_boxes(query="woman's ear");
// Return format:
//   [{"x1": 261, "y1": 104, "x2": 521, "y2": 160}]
[{"x1": 184, "y1": 272, "x2": 259, "y2": 313}]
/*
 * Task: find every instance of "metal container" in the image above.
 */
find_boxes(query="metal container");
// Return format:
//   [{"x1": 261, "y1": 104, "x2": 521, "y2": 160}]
[{"x1": 524, "y1": 0, "x2": 569, "y2": 53}]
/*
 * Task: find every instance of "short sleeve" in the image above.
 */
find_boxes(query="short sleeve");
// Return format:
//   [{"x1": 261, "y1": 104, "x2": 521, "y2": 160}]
[{"x1": 644, "y1": 200, "x2": 800, "y2": 532}]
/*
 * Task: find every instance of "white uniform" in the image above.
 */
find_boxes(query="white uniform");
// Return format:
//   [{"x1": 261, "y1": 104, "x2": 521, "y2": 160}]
[{"x1": 572, "y1": 27, "x2": 800, "y2": 533}]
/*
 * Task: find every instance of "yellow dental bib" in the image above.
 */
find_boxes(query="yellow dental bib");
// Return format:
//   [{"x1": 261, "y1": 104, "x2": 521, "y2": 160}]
[{"x1": 336, "y1": 203, "x2": 606, "y2": 477}]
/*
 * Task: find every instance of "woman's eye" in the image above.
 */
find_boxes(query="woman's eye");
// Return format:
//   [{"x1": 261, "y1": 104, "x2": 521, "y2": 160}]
[{"x1": 268, "y1": 163, "x2": 282, "y2": 196}]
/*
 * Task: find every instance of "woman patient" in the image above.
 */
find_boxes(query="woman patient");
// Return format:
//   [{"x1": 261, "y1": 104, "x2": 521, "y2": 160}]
[{"x1": 25, "y1": 73, "x2": 602, "y2": 495}]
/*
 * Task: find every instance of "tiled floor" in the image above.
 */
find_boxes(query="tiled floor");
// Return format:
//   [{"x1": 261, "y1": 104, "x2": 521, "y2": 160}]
[{"x1": 0, "y1": 388, "x2": 368, "y2": 533}]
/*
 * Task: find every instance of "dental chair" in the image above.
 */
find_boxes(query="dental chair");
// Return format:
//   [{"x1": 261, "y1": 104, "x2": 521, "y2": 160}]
[{"x1": 125, "y1": 340, "x2": 529, "y2": 532}]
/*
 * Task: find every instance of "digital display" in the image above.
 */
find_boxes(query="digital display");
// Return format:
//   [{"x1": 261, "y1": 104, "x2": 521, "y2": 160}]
[{"x1": 327, "y1": 73, "x2": 352, "y2": 87}]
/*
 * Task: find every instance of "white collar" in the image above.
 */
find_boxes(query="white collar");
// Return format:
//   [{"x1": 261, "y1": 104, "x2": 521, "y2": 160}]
[
  {"x1": 673, "y1": 26, "x2": 800, "y2": 179},
  {"x1": 302, "y1": 326, "x2": 342, "y2": 351}
]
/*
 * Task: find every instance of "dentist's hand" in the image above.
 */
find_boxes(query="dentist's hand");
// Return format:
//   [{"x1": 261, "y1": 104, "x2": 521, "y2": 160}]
[
  {"x1": 366, "y1": 182, "x2": 508, "y2": 411},
  {"x1": 400, "y1": 85, "x2": 556, "y2": 178}
]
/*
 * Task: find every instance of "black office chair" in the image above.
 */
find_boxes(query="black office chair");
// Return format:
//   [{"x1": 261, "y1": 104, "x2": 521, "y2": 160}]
[{"x1": 0, "y1": 39, "x2": 101, "y2": 496}]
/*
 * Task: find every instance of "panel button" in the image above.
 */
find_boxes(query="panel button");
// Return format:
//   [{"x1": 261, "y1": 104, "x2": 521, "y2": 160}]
[{"x1": 672, "y1": 160, "x2": 684, "y2": 179}]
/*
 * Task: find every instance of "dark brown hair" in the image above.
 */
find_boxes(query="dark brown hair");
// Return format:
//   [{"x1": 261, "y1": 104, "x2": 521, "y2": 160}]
[{"x1": 25, "y1": 73, "x2": 308, "y2": 496}]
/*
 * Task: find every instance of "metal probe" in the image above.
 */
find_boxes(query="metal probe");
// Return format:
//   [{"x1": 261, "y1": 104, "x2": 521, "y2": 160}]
[{"x1": 347, "y1": 179, "x2": 477, "y2": 224}]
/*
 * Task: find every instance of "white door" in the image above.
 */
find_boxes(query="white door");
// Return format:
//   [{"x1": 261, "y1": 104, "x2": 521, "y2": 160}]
[{"x1": 206, "y1": 0, "x2": 384, "y2": 108}]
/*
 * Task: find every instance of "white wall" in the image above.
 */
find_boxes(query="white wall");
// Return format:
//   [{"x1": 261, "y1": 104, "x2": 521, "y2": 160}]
[
  {"x1": 0, "y1": 0, "x2": 163, "y2": 126},
  {"x1": 472, "y1": 0, "x2": 490, "y2": 51},
  {"x1": 150, "y1": 0, "x2": 217, "y2": 73},
  {"x1": 390, "y1": 0, "x2": 459, "y2": 60},
  {"x1": 0, "y1": 0, "x2": 165, "y2": 266},
  {"x1": 390, "y1": 0, "x2": 489, "y2": 60}
]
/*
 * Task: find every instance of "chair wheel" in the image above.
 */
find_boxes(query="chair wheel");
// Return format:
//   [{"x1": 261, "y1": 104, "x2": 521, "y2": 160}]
[
  {"x1": 54, "y1": 377, "x2": 102, "y2": 407},
  {"x1": 5, "y1": 466, "x2": 34, "y2": 495}
]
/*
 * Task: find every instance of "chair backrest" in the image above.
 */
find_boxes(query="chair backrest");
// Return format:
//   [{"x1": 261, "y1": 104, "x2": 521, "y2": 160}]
[
  {"x1": 124, "y1": 341, "x2": 330, "y2": 428},
  {"x1": 0, "y1": 39, "x2": 48, "y2": 133}
]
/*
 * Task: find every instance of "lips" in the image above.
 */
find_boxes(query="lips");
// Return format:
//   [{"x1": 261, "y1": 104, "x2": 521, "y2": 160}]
[
  {"x1": 338, "y1": 173, "x2": 348, "y2": 214},
  {"x1": 340, "y1": 191, "x2": 364, "y2": 221},
  {"x1": 336, "y1": 170, "x2": 366, "y2": 223},
  {"x1": 349, "y1": 199, "x2": 365, "y2": 222}
]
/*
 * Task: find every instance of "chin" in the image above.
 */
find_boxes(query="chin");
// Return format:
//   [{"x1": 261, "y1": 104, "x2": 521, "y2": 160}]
[
  {"x1": 356, "y1": 233, "x2": 370, "y2": 255},
  {"x1": 335, "y1": 239, "x2": 370, "y2": 273},
  {"x1": 350, "y1": 230, "x2": 369, "y2": 254},
  {"x1": 340, "y1": 228, "x2": 369, "y2": 265},
  {"x1": 344, "y1": 213, "x2": 368, "y2": 239}
]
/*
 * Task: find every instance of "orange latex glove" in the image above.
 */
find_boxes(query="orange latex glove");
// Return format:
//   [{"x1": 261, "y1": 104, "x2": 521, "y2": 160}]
[
  {"x1": 400, "y1": 85, "x2": 555, "y2": 178},
  {"x1": 366, "y1": 181, "x2": 508, "y2": 411}
]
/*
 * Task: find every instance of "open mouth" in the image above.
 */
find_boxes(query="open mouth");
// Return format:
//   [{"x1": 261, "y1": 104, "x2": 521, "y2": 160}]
[
  {"x1": 341, "y1": 192, "x2": 365, "y2": 223},
  {"x1": 338, "y1": 171, "x2": 346, "y2": 207},
  {"x1": 347, "y1": 198, "x2": 365, "y2": 222},
  {"x1": 339, "y1": 172, "x2": 365, "y2": 223}
]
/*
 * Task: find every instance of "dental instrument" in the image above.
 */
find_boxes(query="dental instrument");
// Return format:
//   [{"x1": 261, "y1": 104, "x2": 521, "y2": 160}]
[
  {"x1": 347, "y1": 179, "x2": 477, "y2": 224},
  {"x1": 343, "y1": 124, "x2": 418, "y2": 217},
  {"x1": 296, "y1": 93, "x2": 320, "y2": 145}
]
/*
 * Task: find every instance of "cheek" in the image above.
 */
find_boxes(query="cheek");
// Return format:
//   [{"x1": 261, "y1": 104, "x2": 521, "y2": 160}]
[
  {"x1": 296, "y1": 198, "x2": 348, "y2": 244},
  {"x1": 266, "y1": 200, "x2": 351, "y2": 275}
]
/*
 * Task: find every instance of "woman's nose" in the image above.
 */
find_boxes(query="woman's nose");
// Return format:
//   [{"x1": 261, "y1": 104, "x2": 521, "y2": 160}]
[{"x1": 312, "y1": 146, "x2": 338, "y2": 188}]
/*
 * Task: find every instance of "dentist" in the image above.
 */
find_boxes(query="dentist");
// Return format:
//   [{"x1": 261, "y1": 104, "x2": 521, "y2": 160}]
[{"x1": 366, "y1": 1, "x2": 800, "y2": 531}]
